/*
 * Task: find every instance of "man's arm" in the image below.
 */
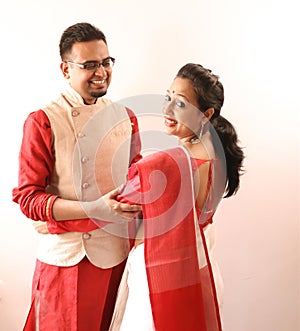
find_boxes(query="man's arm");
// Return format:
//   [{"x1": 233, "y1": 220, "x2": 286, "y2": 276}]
[{"x1": 12, "y1": 110, "x2": 140, "y2": 234}]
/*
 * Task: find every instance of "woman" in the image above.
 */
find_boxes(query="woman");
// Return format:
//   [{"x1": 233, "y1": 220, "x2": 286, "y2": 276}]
[{"x1": 108, "y1": 63, "x2": 244, "y2": 331}]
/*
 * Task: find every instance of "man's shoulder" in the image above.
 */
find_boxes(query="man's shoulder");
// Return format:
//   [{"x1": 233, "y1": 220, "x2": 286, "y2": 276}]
[
  {"x1": 24, "y1": 109, "x2": 50, "y2": 128},
  {"x1": 42, "y1": 92, "x2": 70, "y2": 113}
]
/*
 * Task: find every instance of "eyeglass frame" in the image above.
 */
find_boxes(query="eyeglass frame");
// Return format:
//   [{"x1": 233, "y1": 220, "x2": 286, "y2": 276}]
[{"x1": 66, "y1": 56, "x2": 115, "y2": 71}]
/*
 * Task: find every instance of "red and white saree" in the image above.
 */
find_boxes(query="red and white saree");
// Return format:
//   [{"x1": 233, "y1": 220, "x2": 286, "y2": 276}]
[{"x1": 110, "y1": 147, "x2": 223, "y2": 331}]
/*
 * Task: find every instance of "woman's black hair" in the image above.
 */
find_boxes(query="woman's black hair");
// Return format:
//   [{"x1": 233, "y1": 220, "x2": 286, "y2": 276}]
[{"x1": 177, "y1": 63, "x2": 244, "y2": 197}]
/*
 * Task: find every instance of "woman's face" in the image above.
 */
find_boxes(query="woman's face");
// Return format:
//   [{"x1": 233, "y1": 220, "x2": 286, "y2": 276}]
[{"x1": 163, "y1": 77, "x2": 204, "y2": 141}]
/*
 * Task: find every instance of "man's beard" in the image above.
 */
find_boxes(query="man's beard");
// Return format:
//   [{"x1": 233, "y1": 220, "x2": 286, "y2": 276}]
[{"x1": 91, "y1": 90, "x2": 107, "y2": 98}]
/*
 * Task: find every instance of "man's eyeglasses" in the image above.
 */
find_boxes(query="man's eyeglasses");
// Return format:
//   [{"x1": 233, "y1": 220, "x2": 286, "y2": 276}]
[{"x1": 67, "y1": 57, "x2": 115, "y2": 71}]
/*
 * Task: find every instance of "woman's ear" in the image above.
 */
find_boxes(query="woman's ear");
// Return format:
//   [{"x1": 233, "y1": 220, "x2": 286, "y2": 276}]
[
  {"x1": 203, "y1": 107, "x2": 215, "y2": 121},
  {"x1": 60, "y1": 61, "x2": 70, "y2": 79}
]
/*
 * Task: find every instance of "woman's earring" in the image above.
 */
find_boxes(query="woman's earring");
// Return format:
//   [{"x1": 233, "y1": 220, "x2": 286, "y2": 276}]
[
  {"x1": 198, "y1": 123, "x2": 203, "y2": 140},
  {"x1": 190, "y1": 123, "x2": 203, "y2": 144}
]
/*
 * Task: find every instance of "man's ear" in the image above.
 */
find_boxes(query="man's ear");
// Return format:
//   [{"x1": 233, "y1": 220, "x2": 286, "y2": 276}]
[{"x1": 60, "y1": 61, "x2": 70, "y2": 79}]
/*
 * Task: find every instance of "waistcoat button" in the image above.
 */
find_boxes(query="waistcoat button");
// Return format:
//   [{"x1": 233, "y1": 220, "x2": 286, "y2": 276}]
[{"x1": 82, "y1": 232, "x2": 91, "y2": 240}]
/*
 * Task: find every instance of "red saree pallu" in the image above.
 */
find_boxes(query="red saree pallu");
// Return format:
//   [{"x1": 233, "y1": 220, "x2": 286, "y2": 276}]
[{"x1": 136, "y1": 147, "x2": 222, "y2": 331}]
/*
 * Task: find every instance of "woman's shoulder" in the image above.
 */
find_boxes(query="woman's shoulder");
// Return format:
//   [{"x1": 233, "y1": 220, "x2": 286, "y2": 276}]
[{"x1": 139, "y1": 147, "x2": 185, "y2": 163}]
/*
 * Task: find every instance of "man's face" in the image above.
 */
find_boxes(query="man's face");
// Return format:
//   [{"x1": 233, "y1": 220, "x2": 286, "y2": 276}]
[{"x1": 61, "y1": 39, "x2": 113, "y2": 105}]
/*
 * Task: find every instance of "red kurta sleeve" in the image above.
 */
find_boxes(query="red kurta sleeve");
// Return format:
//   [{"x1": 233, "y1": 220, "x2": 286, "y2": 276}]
[
  {"x1": 12, "y1": 110, "x2": 58, "y2": 222},
  {"x1": 12, "y1": 110, "x2": 98, "y2": 234},
  {"x1": 12, "y1": 106, "x2": 142, "y2": 234}
]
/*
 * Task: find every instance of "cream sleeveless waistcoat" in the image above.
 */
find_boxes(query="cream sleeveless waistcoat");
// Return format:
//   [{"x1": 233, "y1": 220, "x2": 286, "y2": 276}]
[{"x1": 36, "y1": 87, "x2": 132, "y2": 268}]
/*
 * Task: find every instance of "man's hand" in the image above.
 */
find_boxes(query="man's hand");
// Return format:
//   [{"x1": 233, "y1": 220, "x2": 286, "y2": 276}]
[
  {"x1": 81, "y1": 187, "x2": 141, "y2": 225},
  {"x1": 104, "y1": 187, "x2": 142, "y2": 219},
  {"x1": 32, "y1": 220, "x2": 49, "y2": 234}
]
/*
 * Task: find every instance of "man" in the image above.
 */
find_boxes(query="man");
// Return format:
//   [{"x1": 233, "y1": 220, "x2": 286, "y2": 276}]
[{"x1": 12, "y1": 22, "x2": 142, "y2": 330}]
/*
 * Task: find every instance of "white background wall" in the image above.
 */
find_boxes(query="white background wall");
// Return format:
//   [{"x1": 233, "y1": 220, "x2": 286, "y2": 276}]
[{"x1": 1, "y1": 0, "x2": 299, "y2": 330}]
